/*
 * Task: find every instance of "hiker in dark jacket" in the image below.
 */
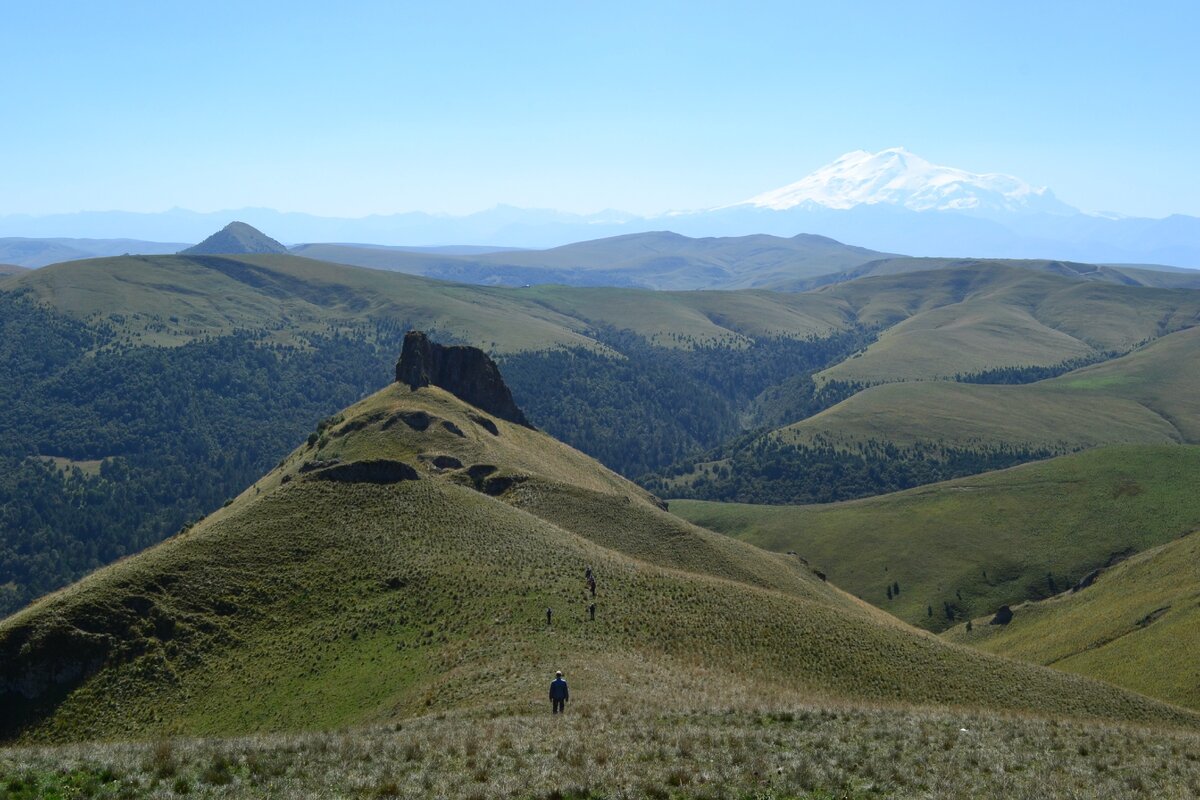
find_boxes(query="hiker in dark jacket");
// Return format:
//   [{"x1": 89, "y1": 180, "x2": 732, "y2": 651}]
[
  {"x1": 546, "y1": 607, "x2": 552, "y2": 627},
  {"x1": 549, "y1": 670, "x2": 569, "y2": 713}
]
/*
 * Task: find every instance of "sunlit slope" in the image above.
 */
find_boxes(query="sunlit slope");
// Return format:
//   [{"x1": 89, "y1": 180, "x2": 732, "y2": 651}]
[
  {"x1": 946, "y1": 529, "x2": 1200, "y2": 710},
  {"x1": 779, "y1": 324, "x2": 1200, "y2": 454},
  {"x1": 3, "y1": 387, "x2": 1195, "y2": 742},
  {"x1": 672, "y1": 446, "x2": 1200, "y2": 631},
  {"x1": 4, "y1": 253, "x2": 600, "y2": 350},
  {"x1": 815, "y1": 265, "x2": 1200, "y2": 383},
  {"x1": 4, "y1": 252, "x2": 856, "y2": 350}
]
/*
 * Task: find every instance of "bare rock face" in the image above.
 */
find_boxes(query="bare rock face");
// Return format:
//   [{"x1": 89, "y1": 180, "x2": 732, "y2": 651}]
[{"x1": 396, "y1": 331, "x2": 532, "y2": 428}]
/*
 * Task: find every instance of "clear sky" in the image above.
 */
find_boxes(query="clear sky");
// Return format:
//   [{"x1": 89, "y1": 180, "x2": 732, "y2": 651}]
[{"x1": 3, "y1": 1, "x2": 1198, "y2": 218}]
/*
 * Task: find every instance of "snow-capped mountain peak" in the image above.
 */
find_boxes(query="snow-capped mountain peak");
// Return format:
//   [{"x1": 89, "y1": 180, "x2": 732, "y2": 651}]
[{"x1": 739, "y1": 148, "x2": 1076, "y2": 216}]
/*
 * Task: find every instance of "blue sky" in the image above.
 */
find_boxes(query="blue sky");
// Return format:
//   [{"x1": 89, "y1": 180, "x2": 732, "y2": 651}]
[{"x1": 3, "y1": 1, "x2": 1198, "y2": 218}]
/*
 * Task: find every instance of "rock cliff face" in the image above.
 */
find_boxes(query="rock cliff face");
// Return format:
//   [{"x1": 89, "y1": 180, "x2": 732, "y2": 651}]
[{"x1": 396, "y1": 331, "x2": 533, "y2": 428}]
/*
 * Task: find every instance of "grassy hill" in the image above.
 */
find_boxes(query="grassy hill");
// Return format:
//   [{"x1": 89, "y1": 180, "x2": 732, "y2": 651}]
[
  {"x1": 672, "y1": 446, "x2": 1200, "y2": 633},
  {"x1": 787, "y1": 324, "x2": 1200, "y2": 451},
  {"x1": 814, "y1": 264, "x2": 1200, "y2": 384},
  {"x1": 659, "y1": 320, "x2": 1200, "y2": 504},
  {"x1": 293, "y1": 230, "x2": 897, "y2": 290},
  {"x1": 0, "y1": 264, "x2": 26, "y2": 276},
  {"x1": 4, "y1": 383, "x2": 1196, "y2": 744},
  {"x1": 945, "y1": 528, "x2": 1200, "y2": 710},
  {"x1": 5, "y1": 251, "x2": 855, "y2": 350}
]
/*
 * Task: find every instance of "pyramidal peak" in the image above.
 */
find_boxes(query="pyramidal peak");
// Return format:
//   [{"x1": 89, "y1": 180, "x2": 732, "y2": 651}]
[
  {"x1": 739, "y1": 148, "x2": 1077, "y2": 217},
  {"x1": 179, "y1": 221, "x2": 288, "y2": 255}
]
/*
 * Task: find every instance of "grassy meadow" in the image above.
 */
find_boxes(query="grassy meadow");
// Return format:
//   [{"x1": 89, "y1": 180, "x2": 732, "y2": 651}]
[{"x1": 671, "y1": 446, "x2": 1200, "y2": 632}]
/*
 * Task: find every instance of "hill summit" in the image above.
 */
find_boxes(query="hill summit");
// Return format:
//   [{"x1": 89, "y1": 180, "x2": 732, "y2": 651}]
[{"x1": 179, "y1": 221, "x2": 287, "y2": 255}]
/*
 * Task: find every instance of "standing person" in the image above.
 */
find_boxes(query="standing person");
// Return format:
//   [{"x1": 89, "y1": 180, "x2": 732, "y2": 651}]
[
  {"x1": 546, "y1": 607, "x2": 552, "y2": 627},
  {"x1": 588, "y1": 602, "x2": 596, "y2": 621},
  {"x1": 588, "y1": 575, "x2": 596, "y2": 598},
  {"x1": 549, "y1": 670, "x2": 569, "y2": 714}
]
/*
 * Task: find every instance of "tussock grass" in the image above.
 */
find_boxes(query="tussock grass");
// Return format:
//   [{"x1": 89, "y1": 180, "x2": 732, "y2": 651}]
[{"x1": 4, "y1": 698, "x2": 1200, "y2": 798}]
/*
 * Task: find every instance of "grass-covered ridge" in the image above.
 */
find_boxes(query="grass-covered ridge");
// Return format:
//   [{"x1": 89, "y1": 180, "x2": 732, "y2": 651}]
[
  {"x1": 671, "y1": 446, "x2": 1200, "y2": 632},
  {"x1": 3, "y1": 385, "x2": 1196, "y2": 743},
  {"x1": 946, "y1": 528, "x2": 1200, "y2": 710}
]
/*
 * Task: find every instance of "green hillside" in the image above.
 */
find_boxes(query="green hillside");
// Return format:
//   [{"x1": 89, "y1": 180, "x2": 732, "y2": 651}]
[
  {"x1": 789, "y1": 324, "x2": 1200, "y2": 451},
  {"x1": 815, "y1": 264, "x2": 1200, "y2": 384},
  {"x1": 0, "y1": 264, "x2": 26, "y2": 276},
  {"x1": 662, "y1": 323, "x2": 1200, "y2": 504},
  {"x1": 672, "y1": 446, "x2": 1200, "y2": 632},
  {"x1": 4, "y1": 384, "x2": 1195, "y2": 744},
  {"x1": 946, "y1": 528, "x2": 1200, "y2": 710}
]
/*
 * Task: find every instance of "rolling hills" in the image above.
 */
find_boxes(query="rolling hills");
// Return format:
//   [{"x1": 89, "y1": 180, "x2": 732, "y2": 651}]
[
  {"x1": 3, "y1": 363, "x2": 1196, "y2": 746},
  {"x1": 5, "y1": 241, "x2": 1200, "y2": 621},
  {"x1": 663, "y1": 312, "x2": 1200, "y2": 504},
  {"x1": 672, "y1": 446, "x2": 1200, "y2": 636},
  {"x1": 292, "y1": 230, "x2": 898, "y2": 290}
]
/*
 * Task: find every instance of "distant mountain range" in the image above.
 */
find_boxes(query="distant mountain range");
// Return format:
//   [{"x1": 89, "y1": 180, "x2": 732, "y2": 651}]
[{"x1": 2, "y1": 148, "x2": 1199, "y2": 266}]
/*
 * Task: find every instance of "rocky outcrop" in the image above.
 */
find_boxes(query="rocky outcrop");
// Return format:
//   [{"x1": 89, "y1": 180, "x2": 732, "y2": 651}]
[
  {"x1": 396, "y1": 331, "x2": 532, "y2": 428},
  {"x1": 989, "y1": 605, "x2": 1013, "y2": 625},
  {"x1": 1072, "y1": 569, "x2": 1102, "y2": 593}
]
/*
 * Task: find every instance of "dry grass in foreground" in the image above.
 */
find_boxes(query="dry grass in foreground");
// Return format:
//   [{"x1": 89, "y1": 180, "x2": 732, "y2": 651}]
[{"x1": 3, "y1": 699, "x2": 1200, "y2": 799}]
